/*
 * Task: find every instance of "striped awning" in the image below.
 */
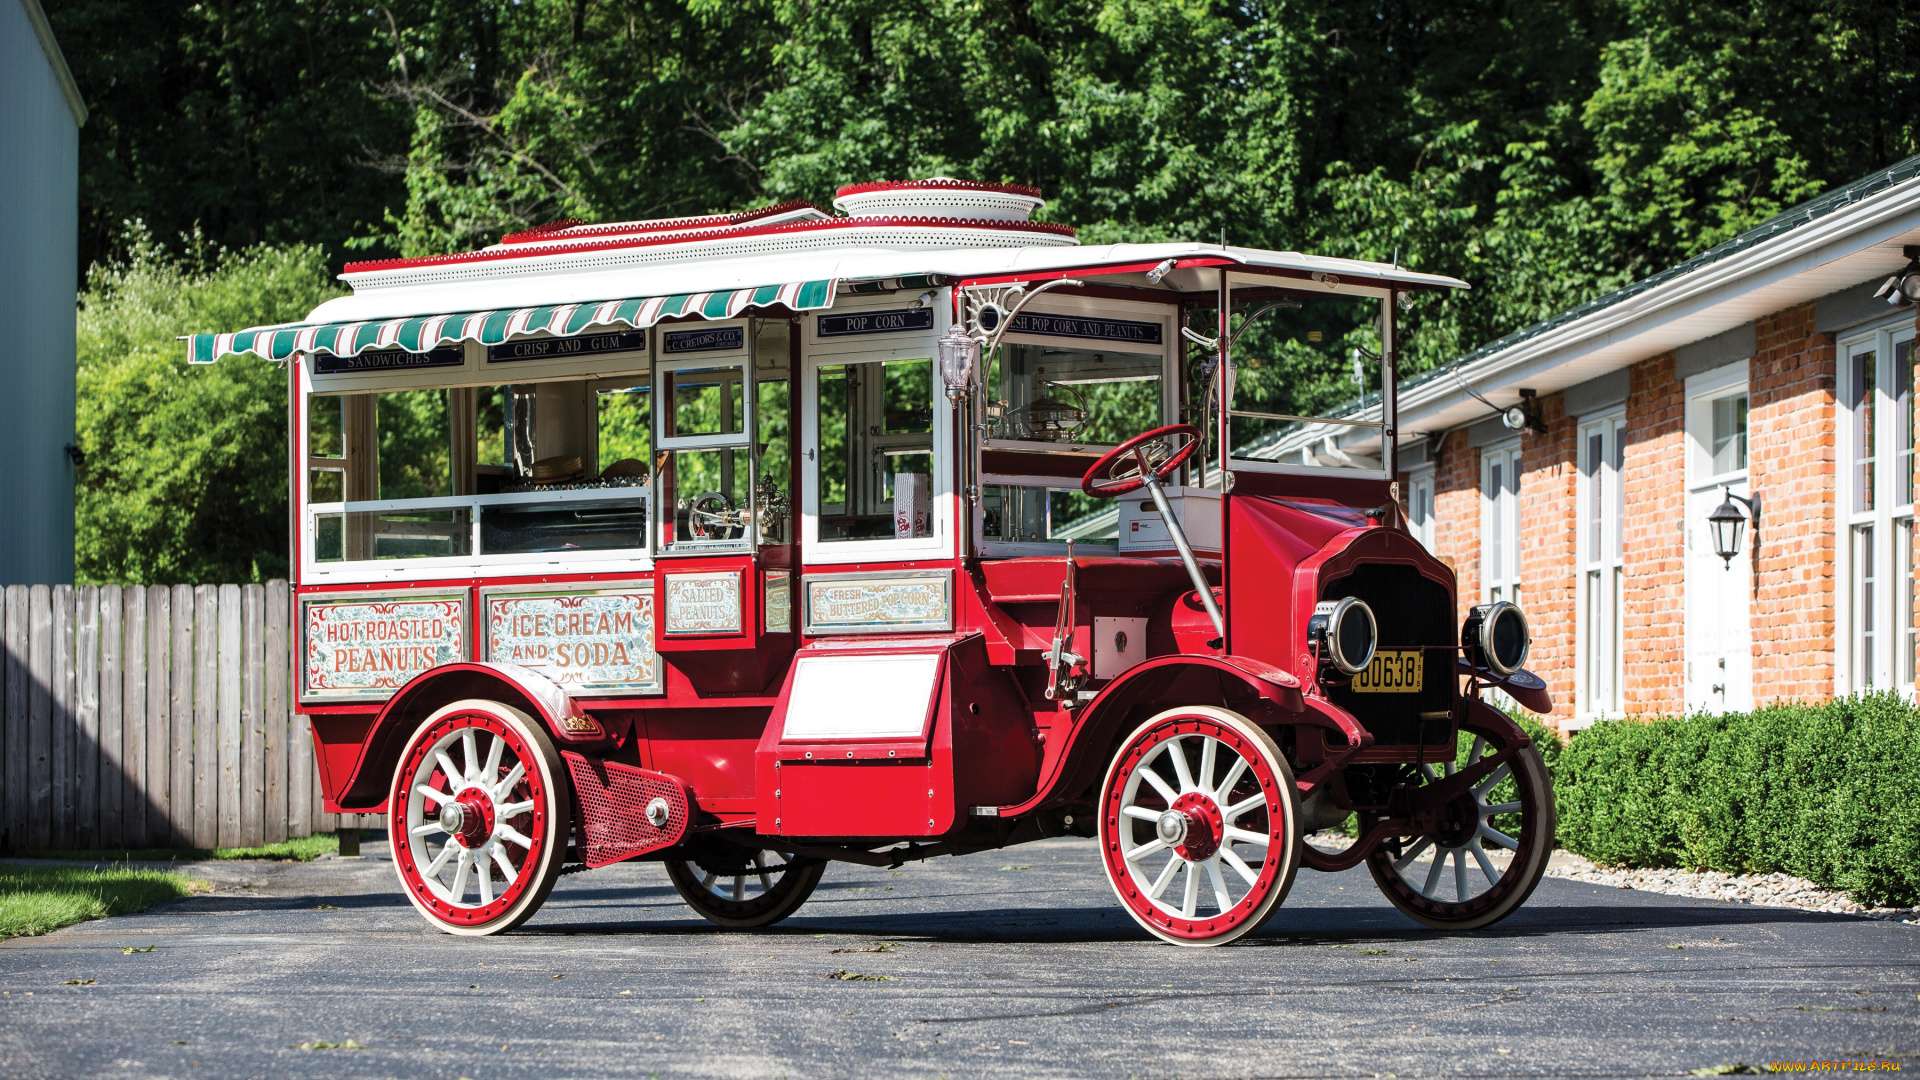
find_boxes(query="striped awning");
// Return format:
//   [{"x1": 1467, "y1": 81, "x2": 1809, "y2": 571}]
[{"x1": 186, "y1": 280, "x2": 836, "y2": 364}]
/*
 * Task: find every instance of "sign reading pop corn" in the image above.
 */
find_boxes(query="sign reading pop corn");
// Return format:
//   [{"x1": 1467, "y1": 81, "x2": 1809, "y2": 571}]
[
  {"x1": 302, "y1": 594, "x2": 466, "y2": 701},
  {"x1": 486, "y1": 589, "x2": 658, "y2": 692}
]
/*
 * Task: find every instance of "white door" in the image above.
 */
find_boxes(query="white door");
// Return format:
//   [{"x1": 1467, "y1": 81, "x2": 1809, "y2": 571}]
[{"x1": 1684, "y1": 365, "x2": 1752, "y2": 713}]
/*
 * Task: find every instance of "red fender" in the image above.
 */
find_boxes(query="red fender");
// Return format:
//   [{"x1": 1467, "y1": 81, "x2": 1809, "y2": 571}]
[
  {"x1": 319, "y1": 662, "x2": 604, "y2": 814},
  {"x1": 992, "y1": 654, "x2": 1304, "y2": 818}
]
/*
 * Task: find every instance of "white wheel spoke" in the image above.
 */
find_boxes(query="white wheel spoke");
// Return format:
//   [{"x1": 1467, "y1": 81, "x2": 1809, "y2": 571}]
[
  {"x1": 483, "y1": 734, "x2": 505, "y2": 785},
  {"x1": 493, "y1": 762, "x2": 525, "y2": 801},
  {"x1": 1197, "y1": 738, "x2": 1218, "y2": 797},
  {"x1": 1393, "y1": 836, "x2": 1434, "y2": 871},
  {"x1": 731, "y1": 876, "x2": 745, "y2": 902},
  {"x1": 409, "y1": 821, "x2": 446, "y2": 837},
  {"x1": 477, "y1": 855, "x2": 496, "y2": 906},
  {"x1": 1454, "y1": 847, "x2": 1469, "y2": 902},
  {"x1": 1212, "y1": 756, "x2": 1249, "y2": 803},
  {"x1": 1205, "y1": 857, "x2": 1234, "y2": 913},
  {"x1": 699, "y1": 871, "x2": 716, "y2": 891},
  {"x1": 490, "y1": 845, "x2": 518, "y2": 885},
  {"x1": 1473, "y1": 763, "x2": 1511, "y2": 797},
  {"x1": 1125, "y1": 838, "x2": 1169, "y2": 863},
  {"x1": 1222, "y1": 793, "x2": 1265, "y2": 822},
  {"x1": 1469, "y1": 737, "x2": 1485, "y2": 766},
  {"x1": 495, "y1": 823, "x2": 533, "y2": 850},
  {"x1": 434, "y1": 751, "x2": 464, "y2": 790},
  {"x1": 1220, "y1": 846, "x2": 1260, "y2": 886},
  {"x1": 1484, "y1": 801, "x2": 1523, "y2": 816},
  {"x1": 1147, "y1": 854, "x2": 1182, "y2": 900},
  {"x1": 1421, "y1": 763, "x2": 1439, "y2": 781},
  {"x1": 415, "y1": 784, "x2": 452, "y2": 806},
  {"x1": 753, "y1": 853, "x2": 772, "y2": 892},
  {"x1": 423, "y1": 842, "x2": 457, "y2": 877},
  {"x1": 1223, "y1": 826, "x2": 1270, "y2": 848},
  {"x1": 1121, "y1": 806, "x2": 1163, "y2": 823},
  {"x1": 497, "y1": 800, "x2": 535, "y2": 819},
  {"x1": 1471, "y1": 840, "x2": 1501, "y2": 885},
  {"x1": 1138, "y1": 767, "x2": 1179, "y2": 804},
  {"x1": 460, "y1": 729, "x2": 480, "y2": 782},
  {"x1": 1166, "y1": 737, "x2": 1196, "y2": 793},
  {"x1": 450, "y1": 849, "x2": 472, "y2": 902},
  {"x1": 1478, "y1": 822, "x2": 1520, "y2": 850},
  {"x1": 1420, "y1": 849, "x2": 1447, "y2": 898},
  {"x1": 1181, "y1": 861, "x2": 1200, "y2": 918}
]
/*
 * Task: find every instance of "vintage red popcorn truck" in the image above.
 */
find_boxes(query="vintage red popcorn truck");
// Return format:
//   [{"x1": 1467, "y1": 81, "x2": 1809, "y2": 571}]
[{"x1": 190, "y1": 179, "x2": 1553, "y2": 946}]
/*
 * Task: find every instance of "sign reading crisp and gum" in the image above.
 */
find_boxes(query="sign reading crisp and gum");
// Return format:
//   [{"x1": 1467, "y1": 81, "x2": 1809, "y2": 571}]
[
  {"x1": 486, "y1": 590, "x2": 658, "y2": 692},
  {"x1": 303, "y1": 595, "x2": 466, "y2": 700}
]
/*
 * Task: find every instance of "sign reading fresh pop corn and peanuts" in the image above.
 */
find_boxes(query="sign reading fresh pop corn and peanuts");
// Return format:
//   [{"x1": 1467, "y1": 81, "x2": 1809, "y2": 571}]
[
  {"x1": 484, "y1": 587, "x2": 660, "y2": 693},
  {"x1": 301, "y1": 594, "x2": 467, "y2": 701}
]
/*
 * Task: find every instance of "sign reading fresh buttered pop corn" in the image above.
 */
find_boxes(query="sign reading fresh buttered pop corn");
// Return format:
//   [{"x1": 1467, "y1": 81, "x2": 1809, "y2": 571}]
[
  {"x1": 302, "y1": 594, "x2": 467, "y2": 701},
  {"x1": 485, "y1": 589, "x2": 659, "y2": 693}
]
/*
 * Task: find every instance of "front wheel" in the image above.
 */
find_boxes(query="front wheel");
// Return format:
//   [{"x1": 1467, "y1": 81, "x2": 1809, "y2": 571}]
[
  {"x1": 1364, "y1": 721, "x2": 1554, "y2": 930},
  {"x1": 1098, "y1": 706, "x2": 1301, "y2": 946},
  {"x1": 388, "y1": 699, "x2": 572, "y2": 936},
  {"x1": 665, "y1": 844, "x2": 826, "y2": 928}
]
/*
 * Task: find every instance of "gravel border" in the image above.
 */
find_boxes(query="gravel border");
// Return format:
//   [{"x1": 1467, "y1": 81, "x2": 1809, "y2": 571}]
[{"x1": 1544, "y1": 850, "x2": 1920, "y2": 923}]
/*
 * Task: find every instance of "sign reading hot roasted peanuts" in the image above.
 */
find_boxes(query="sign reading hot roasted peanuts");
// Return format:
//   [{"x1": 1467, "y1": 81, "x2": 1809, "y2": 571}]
[
  {"x1": 485, "y1": 589, "x2": 659, "y2": 692},
  {"x1": 302, "y1": 595, "x2": 467, "y2": 701}
]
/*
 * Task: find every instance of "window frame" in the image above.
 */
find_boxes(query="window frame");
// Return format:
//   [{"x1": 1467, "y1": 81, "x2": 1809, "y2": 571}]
[
  {"x1": 1480, "y1": 440, "x2": 1523, "y2": 606},
  {"x1": 1405, "y1": 464, "x2": 1436, "y2": 552},
  {"x1": 799, "y1": 296, "x2": 955, "y2": 565},
  {"x1": 1573, "y1": 410, "x2": 1625, "y2": 727},
  {"x1": 981, "y1": 293, "x2": 1179, "y2": 457},
  {"x1": 296, "y1": 342, "x2": 657, "y2": 584},
  {"x1": 1836, "y1": 318, "x2": 1919, "y2": 695}
]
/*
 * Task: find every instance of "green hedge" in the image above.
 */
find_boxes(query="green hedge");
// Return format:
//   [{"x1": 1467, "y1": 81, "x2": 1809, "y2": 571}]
[{"x1": 1552, "y1": 694, "x2": 1920, "y2": 907}]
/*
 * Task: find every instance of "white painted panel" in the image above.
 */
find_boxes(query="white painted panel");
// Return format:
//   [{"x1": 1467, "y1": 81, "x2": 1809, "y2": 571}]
[
  {"x1": 1093, "y1": 616, "x2": 1148, "y2": 680},
  {"x1": 783, "y1": 653, "x2": 941, "y2": 739}
]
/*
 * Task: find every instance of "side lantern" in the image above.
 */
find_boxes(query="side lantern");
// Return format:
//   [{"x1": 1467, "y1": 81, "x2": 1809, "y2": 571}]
[
  {"x1": 936, "y1": 324, "x2": 978, "y2": 401},
  {"x1": 1463, "y1": 601, "x2": 1531, "y2": 677},
  {"x1": 1310, "y1": 597, "x2": 1377, "y2": 675}
]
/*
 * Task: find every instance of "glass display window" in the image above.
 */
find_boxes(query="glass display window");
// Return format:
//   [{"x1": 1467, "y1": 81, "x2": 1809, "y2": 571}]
[
  {"x1": 814, "y1": 356, "x2": 935, "y2": 542},
  {"x1": 984, "y1": 301, "x2": 1175, "y2": 452},
  {"x1": 654, "y1": 320, "x2": 760, "y2": 555}
]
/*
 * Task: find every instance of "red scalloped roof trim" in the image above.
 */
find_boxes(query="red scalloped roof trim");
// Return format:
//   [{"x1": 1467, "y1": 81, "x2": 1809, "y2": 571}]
[
  {"x1": 496, "y1": 200, "x2": 828, "y2": 246},
  {"x1": 341, "y1": 215, "x2": 1077, "y2": 275},
  {"x1": 835, "y1": 178, "x2": 1044, "y2": 201}
]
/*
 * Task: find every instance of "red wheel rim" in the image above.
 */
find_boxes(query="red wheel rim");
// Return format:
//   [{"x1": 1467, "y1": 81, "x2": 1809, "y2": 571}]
[
  {"x1": 390, "y1": 711, "x2": 550, "y2": 928},
  {"x1": 1100, "y1": 715, "x2": 1289, "y2": 940}
]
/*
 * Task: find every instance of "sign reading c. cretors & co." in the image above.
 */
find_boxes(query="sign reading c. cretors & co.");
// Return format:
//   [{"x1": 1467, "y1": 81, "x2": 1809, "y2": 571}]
[
  {"x1": 484, "y1": 586, "x2": 660, "y2": 693},
  {"x1": 301, "y1": 593, "x2": 467, "y2": 701}
]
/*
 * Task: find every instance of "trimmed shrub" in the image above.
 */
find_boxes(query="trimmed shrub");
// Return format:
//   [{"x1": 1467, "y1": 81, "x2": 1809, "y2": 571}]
[{"x1": 1554, "y1": 694, "x2": 1920, "y2": 907}]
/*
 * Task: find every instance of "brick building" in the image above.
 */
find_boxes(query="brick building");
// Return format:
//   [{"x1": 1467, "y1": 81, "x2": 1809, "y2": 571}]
[{"x1": 1391, "y1": 154, "x2": 1920, "y2": 730}]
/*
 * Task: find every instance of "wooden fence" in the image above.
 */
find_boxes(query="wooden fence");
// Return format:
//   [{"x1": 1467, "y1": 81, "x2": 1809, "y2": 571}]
[{"x1": 0, "y1": 581, "x2": 375, "y2": 852}]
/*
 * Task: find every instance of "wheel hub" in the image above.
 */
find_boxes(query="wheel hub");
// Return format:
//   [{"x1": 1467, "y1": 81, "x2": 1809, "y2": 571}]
[
  {"x1": 451, "y1": 788, "x2": 495, "y2": 848},
  {"x1": 1168, "y1": 792, "x2": 1224, "y2": 862}
]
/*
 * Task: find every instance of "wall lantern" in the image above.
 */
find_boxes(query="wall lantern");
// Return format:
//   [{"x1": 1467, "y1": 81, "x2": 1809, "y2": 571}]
[
  {"x1": 936, "y1": 324, "x2": 979, "y2": 400},
  {"x1": 1707, "y1": 486, "x2": 1759, "y2": 569}
]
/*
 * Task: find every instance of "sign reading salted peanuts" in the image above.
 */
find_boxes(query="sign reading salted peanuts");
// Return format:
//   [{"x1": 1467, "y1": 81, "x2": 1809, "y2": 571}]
[
  {"x1": 301, "y1": 593, "x2": 467, "y2": 701},
  {"x1": 484, "y1": 586, "x2": 660, "y2": 693}
]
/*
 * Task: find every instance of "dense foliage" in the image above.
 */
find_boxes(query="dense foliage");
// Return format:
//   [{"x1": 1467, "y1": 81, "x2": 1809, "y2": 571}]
[
  {"x1": 73, "y1": 234, "x2": 343, "y2": 584},
  {"x1": 45, "y1": 0, "x2": 1920, "y2": 578},
  {"x1": 1554, "y1": 695, "x2": 1920, "y2": 907}
]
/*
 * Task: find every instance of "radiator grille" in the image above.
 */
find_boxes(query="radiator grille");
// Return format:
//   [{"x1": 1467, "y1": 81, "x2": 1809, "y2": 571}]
[{"x1": 1322, "y1": 563, "x2": 1456, "y2": 746}]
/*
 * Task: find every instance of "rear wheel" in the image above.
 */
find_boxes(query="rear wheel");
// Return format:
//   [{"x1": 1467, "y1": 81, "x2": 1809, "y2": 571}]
[
  {"x1": 389, "y1": 699, "x2": 571, "y2": 936},
  {"x1": 665, "y1": 843, "x2": 826, "y2": 928},
  {"x1": 1098, "y1": 706, "x2": 1301, "y2": 946},
  {"x1": 1364, "y1": 721, "x2": 1554, "y2": 930}
]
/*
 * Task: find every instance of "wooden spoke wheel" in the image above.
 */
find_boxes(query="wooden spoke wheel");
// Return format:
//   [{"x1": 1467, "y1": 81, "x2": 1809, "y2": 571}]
[
  {"x1": 1364, "y1": 722, "x2": 1554, "y2": 930},
  {"x1": 389, "y1": 700, "x2": 571, "y2": 936},
  {"x1": 1098, "y1": 706, "x2": 1301, "y2": 946},
  {"x1": 665, "y1": 845, "x2": 826, "y2": 929}
]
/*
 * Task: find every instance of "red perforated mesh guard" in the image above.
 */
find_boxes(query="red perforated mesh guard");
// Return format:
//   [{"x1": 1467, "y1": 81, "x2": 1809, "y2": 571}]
[{"x1": 561, "y1": 751, "x2": 692, "y2": 868}]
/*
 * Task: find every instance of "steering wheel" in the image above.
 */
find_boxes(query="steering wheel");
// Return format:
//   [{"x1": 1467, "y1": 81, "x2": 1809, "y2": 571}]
[{"x1": 1081, "y1": 424, "x2": 1201, "y2": 498}]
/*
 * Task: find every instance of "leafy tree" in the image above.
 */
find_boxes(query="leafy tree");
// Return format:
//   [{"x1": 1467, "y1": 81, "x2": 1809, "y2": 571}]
[{"x1": 74, "y1": 232, "x2": 343, "y2": 583}]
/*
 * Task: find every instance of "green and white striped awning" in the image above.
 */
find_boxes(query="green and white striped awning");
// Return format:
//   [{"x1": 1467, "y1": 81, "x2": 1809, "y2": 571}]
[{"x1": 186, "y1": 280, "x2": 836, "y2": 364}]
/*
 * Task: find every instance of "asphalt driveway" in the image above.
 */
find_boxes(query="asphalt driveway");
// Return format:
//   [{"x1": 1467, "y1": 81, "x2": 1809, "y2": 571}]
[{"x1": 1, "y1": 836, "x2": 1914, "y2": 1079}]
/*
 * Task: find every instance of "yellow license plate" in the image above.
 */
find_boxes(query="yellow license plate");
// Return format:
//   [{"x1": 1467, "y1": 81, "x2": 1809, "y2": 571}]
[{"x1": 1353, "y1": 650, "x2": 1424, "y2": 693}]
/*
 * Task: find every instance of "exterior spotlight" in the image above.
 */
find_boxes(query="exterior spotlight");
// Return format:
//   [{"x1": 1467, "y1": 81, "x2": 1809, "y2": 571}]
[
  {"x1": 1875, "y1": 248, "x2": 1920, "y2": 307},
  {"x1": 936, "y1": 323, "x2": 979, "y2": 401},
  {"x1": 1145, "y1": 258, "x2": 1178, "y2": 285},
  {"x1": 1501, "y1": 389, "x2": 1547, "y2": 434},
  {"x1": 1707, "y1": 487, "x2": 1759, "y2": 569}
]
